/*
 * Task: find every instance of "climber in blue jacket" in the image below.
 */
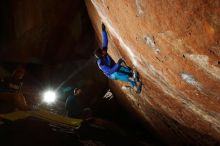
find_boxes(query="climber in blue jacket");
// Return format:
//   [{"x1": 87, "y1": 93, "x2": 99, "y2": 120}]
[{"x1": 94, "y1": 23, "x2": 141, "y2": 93}]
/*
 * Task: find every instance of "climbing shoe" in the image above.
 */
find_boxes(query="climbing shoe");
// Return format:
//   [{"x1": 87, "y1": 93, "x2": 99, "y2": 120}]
[{"x1": 133, "y1": 70, "x2": 139, "y2": 82}]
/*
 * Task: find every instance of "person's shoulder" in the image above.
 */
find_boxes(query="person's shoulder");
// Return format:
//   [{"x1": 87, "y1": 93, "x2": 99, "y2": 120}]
[
  {"x1": 67, "y1": 95, "x2": 75, "y2": 100},
  {"x1": 97, "y1": 59, "x2": 102, "y2": 65},
  {"x1": 97, "y1": 58, "x2": 101, "y2": 63}
]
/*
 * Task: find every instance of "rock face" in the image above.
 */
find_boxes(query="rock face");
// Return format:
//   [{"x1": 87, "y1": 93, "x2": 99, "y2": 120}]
[
  {"x1": 85, "y1": 0, "x2": 220, "y2": 145},
  {"x1": 0, "y1": 0, "x2": 96, "y2": 63}
]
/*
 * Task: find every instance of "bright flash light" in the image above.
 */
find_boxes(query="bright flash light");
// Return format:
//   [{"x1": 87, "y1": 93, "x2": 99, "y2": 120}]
[{"x1": 43, "y1": 90, "x2": 56, "y2": 103}]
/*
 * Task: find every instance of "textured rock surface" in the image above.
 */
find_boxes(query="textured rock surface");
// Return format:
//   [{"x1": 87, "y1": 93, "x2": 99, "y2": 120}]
[
  {"x1": 85, "y1": 0, "x2": 220, "y2": 145},
  {"x1": 0, "y1": 0, "x2": 96, "y2": 63}
]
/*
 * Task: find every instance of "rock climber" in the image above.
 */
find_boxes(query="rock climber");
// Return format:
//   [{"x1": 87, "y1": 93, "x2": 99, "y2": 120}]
[{"x1": 94, "y1": 23, "x2": 141, "y2": 93}]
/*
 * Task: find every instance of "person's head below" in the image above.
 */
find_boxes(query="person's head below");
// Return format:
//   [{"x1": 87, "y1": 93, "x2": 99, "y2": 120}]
[
  {"x1": 12, "y1": 67, "x2": 25, "y2": 80},
  {"x1": 94, "y1": 48, "x2": 107, "y2": 59},
  {"x1": 74, "y1": 88, "x2": 81, "y2": 96}
]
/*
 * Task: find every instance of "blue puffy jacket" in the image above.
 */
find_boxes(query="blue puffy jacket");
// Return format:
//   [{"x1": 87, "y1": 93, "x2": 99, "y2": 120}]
[{"x1": 97, "y1": 29, "x2": 120, "y2": 78}]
